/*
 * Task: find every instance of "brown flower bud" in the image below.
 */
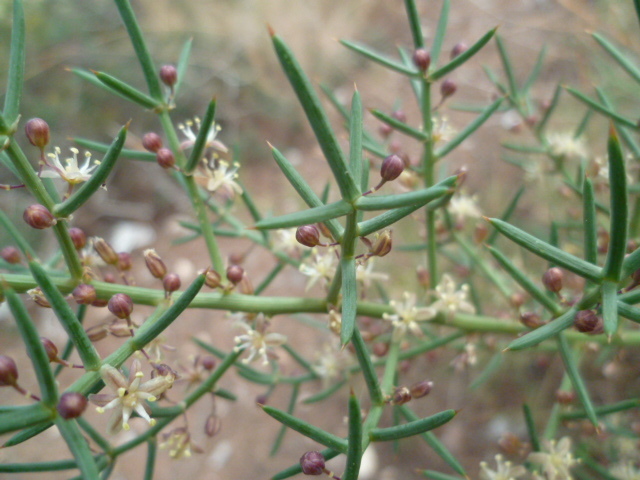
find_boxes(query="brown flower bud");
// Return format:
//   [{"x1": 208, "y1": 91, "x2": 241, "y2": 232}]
[
  {"x1": 542, "y1": 267, "x2": 563, "y2": 293},
  {"x1": 390, "y1": 386, "x2": 412, "y2": 406},
  {"x1": 72, "y1": 284, "x2": 97, "y2": 305},
  {"x1": 86, "y1": 324, "x2": 109, "y2": 342},
  {"x1": 226, "y1": 265, "x2": 244, "y2": 285},
  {"x1": 91, "y1": 298, "x2": 109, "y2": 308},
  {"x1": 238, "y1": 275, "x2": 254, "y2": 295},
  {"x1": 156, "y1": 148, "x2": 175, "y2": 169},
  {"x1": 29, "y1": 288, "x2": 51, "y2": 308},
  {"x1": 555, "y1": 390, "x2": 576, "y2": 405},
  {"x1": 520, "y1": 312, "x2": 544, "y2": 329},
  {"x1": 440, "y1": 78, "x2": 457, "y2": 98},
  {"x1": 24, "y1": 118, "x2": 50, "y2": 149},
  {"x1": 93, "y1": 237, "x2": 118, "y2": 265},
  {"x1": 159, "y1": 64, "x2": 178, "y2": 87},
  {"x1": 378, "y1": 123, "x2": 393, "y2": 138},
  {"x1": 391, "y1": 110, "x2": 407, "y2": 123},
  {"x1": 108, "y1": 293, "x2": 133, "y2": 319},
  {"x1": 68, "y1": 227, "x2": 87, "y2": 250},
  {"x1": 117, "y1": 252, "x2": 133, "y2": 271},
  {"x1": 371, "y1": 230, "x2": 392, "y2": 257},
  {"x1": 1, "y1": 246, "x2": 21, "y2": 264},
  {"x1": 451, "y1": 42, "x2": 468, "y2": 59},
  {"x1": 416, "y1": 266, "x2": 430, "y2": 289},
  {"x1": 474, "y1": 224, "x2": 489, "y2": 244},
  {"x1": 0, "y1": 355, "x2": 19, "y2": 386},
  {"x1": 372, "y1": 342, "x2": 389, "y2": 357},
  {"x1": 509, "y1": 292, "x2": 526, "y2": 309},
  {"x1": 163, "y1": 273, "x2": 181, "y2": 293},
  {"x1": 23, "y1": 204, "x2": 56, "y2": 229},
  {"x1": 409, "y1": 380, "x2": 433, "y2": 399},
  {"x1": 204, "y1": 269, "x2": 222, "y2": 288},
  {"x1": 205, "y1": 414, "x2": 221, "y2": 437},
  {"x1": 144, "y1": 249, "x2": 167, "y2": 279},
  {"x1": 412, "y1": 48, "x2": 431, "y2": 72},
  {"x1": 300, "y1": 451, "x2": 325, "y2": 475},
  {"x1": 296, "y1": 225, "x2": 321, "y2": 248},
  {"x1": 574, "y1": 310, "x2": 603, "y2": 334},
  {"x1": 316, "y1": 222, "x2": 333, "y2": 241},
  {"x1": 142, "y1": 132, "x2": 163, "y2": 153},
  {"x1": 57, "y1": 392, "x2": 88, "y2": 419},
  {"x1": 380, "y1": 154, "x2": 404, "y2": 181},
  {"x1": 498, "y1": 432, "x2": 524, "y2": 456},
  {"x1": 40, "y1": 337, "x2": 59, "y2": 362},
  {"x1": 201, "y1": 356, "x2": 216, "y2": 371}
]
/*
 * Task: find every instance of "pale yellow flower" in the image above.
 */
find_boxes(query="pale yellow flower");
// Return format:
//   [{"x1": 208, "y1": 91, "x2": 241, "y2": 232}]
[
  {"x1": 178, "y1": 117, "x2": 228, "y2": 153},
  {"x1": 160, "y1": 427, "x2": 203, "y2": 459},
  {"x1": 299, "y1": 247, "x2": 338, "y2": 291},
  {"x1": 42, "y1": 147, "x2": 99, "y2": 184},
  {"x1": 197, "y1": 159, "x2": 243, "y2": 197},
  {"x1": 528, "y1": 436, "x2": 578, "y2": 480},
  {"x1": 383, "y1": 292, "x2": 436, "y2": 340},
  {"x1": 234, "y1": 314, "x2": 287, "y2": 365},
  {"x1": 430, "y1": 274, "x2": 475, "y2": 315},
  {"x1": 448, "y1": 194, "x2": 482, "y2": 223},
  {"x1": 547, "y1": 133, "x2": 587, "y2": 160},
  {"x1": 480, "y1": 454, "x2": 526, "y2": 480}
]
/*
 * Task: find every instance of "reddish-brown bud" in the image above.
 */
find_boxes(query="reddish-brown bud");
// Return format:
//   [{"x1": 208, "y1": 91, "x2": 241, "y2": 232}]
[
  {"x1": 29, "y1": 287, "x2": 51, "y2": 308},
  {"x1": 201, "y1": 356, "x2": 216, "y2": 371},
  {"x1": 378, "y1": 123, "x2": 393, "y2": 138},
  {"x1": 40, "y1": 337, "x2": 59, "y2": 362},
  {"x1": 163, "y1": 273, "x2": 182, "y2": 293},
  {"x1": 91, "y1": 298, "x2": 109, "y2": 308},
  {"x1": 556, "y1": 390, "x2": 576, "y2": 405},
  {"x1": 520, "y1": 312, "x2": 544, "y2": 329},
  {"x1": 142, "y1": 132, "x2": 163, "y2": 153},
  {"x1": 117, "y1": 252, "x2": 133, "y2": 271},
  {"x1": 391, "y1": 110, "x2": 407, "y2": 123},
  {"x1": 300, "y1": 451, "x2": 325, "y2": 476},
  {"x1": 371, "y1": 230, "x2": 392, "y2": 257},
  {"x1": 509, "y1": 292, "x2": 526, "y2": 309},
  {"x1": 204, "y1": 269, "x2": 222, "y2": 289},
  {"x1": 450, "y1": 42, "x2": 468, "y2": 59},
  {"x1": 156, "y1": 148, "x2": 175, "y2": 169},
  {"x1": 0, "y1": 355, "x2": 19, "y2": 386},
  {"x1": 68, "y1": 228, "x2": 87, "y2": 250},
  {"x1": 94, "y1": 237, "x2": 118, "y2": 265},
  {"x1": 409, "y1": 380, "x2": 433, "y2": 399},
  {"x1": 24, "y1": 204, "x2": 56, "y2": 229},
  {"x1": 226, "y1": 265, "x2": 244, "y2": 285},
  {"x1": 372, "y1": 342, "x2": 389, "y2": 357},
  {"x1": 86, "y1": 324, "x2": 109, "y2": 341},
  {"x1": 159, "y1": 64, "x2": 178, "y2": 87},
  {"x1": 542, "y1": 267, "x2": 563, "y2": 293},
  {"x1": 24, "y1": 118, "x2": 50, "y2": 149},
  {"x1": 1, "y1": 246, "x2": 21, "y2": 264},
  {"x1": 380, "y1": 154, "x2": 405, "y2": 181},
  {"x1": 573, "y1": 310, "x2": 603, "y2": 334},
  {"x1": 57, "y1": 392, "x2": 88, "y2": 419},
  {"x1": 316, "y1": 222, "x2": 333, "y2": 241},
  {"x1": 412, "y1": 48, "x2": 431, "y2": 72},
  {"x1": 390, "y1": 386, "x2": 412, "y2": 406},
  {"x1": 144, "y1": 249, "x2": 167, "y2": 279},
  {"x1": 474, "y1": 224, "x2": 489, "y2": 244},
  {"x1": 205, "y1": 414, "x2": 221, "y2": 437},
  {"x1": 108, "y1": 293, "x2": 134, "y2": 319},
  {"x1": 440, "y1": 78, "x2": 457, "y2": 98},
  {"x1": 296, "y1": 225, "x2": 321, "y2": 248},
  {"x1": 416, "y1": 266, "x2": 430, "y2": 289},
  {"x1": 72, "y1": 284, "x2": 97, "y2": 305}
]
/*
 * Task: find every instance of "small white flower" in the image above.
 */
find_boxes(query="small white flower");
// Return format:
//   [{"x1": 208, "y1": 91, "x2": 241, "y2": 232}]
[
  {"x1": 41, "y1": 147, "x2": 100, "y2": 184},
  {"x1": 448, "y1": 194, "x2": 482, "y2": 224},
  {"x1": 480, "y1": 454, "x2": 527, "y2": 480},
  {"x1": 312, "y1": 342, "x2": 352, "y2": 384},
  {"x1": 178, "y1": 117, "x2": 228, "y2": 153},
  {"x1": 356, "y1": 259, "x2": 389, "y2": 290},
  {"x1": 299, "y1": 247, "x2": 338, "y2": 291},
  {"x1": 197, "y1": 159, "x2": 243, "y2": 197},
  {"x1": 528, "y1": 436, "x2": 578, "y2": 480},
  {"x1": 272, "y1": 228, "x2": 303, "y2": 256},
  {"x1": 430, "y1": 274, "x2": 475, "y2": 315},
  {"x1": 547, "y1": 133, "x2": 587, "y2": 160},
  {"x1": 383, "y1": 291, "x2": 436, "y2": 340},
  {"x1": 431, "y1": 115, "x2": 456, "y2": 144},
  {"x1": 234, "y1": 314, "x2": 287, "y2": 365}
]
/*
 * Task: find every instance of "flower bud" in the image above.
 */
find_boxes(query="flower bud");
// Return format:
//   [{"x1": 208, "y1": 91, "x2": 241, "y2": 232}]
[
  {"x1": 378, "y1": 123, "x2": 393, "y2": 138},
  {"x1": 390, "y1": 386, "x2": 412, "y2": 406},
  {"x1": 108, "y1": 293, "x2": 134, "y2": 319},
  {"x1": 451, "y1": 42, "x2": 468, "y2": 59},
  {"x1": 416, "y1": 266, "x2": 430, "y2": 288},
  {"x1": 226, "y1": 265, "x2": 244, "y2": 285},
  {"x1": 412, "y1": 48, "x2": 431, "y2": 72},
  {"x1": 371, "y1": 230, "x2": 392, "y2": 257},
  {"x1": 520, "y1": 312, "x2": 544, "y2": 329},
  {"x1": 163, "y1": 273, "x2": 182, "y2": 293},
  {"x1": 72, "y1": 284, "x2": 97, "y2": 305},
  {"x1": 91, "y1": 298, "x2": 109, "y2": 308},
  {"x1": 474, "y1": 224, "x2": 489, "y2": 244},
  {"x1": 391, "y1": 110, "x2": 407, "y2": 123},
  {"x1": 86, "y1": 324, "x2": 109, "y2": 342},
  {"x1": 372, "y1": 342, "x2": 389, "y2": 357},
  {"x1": 159, "y1": 64, "x2": 178, "y2": 87},
  {"x1": 144, "y1": 249, "x2": 167, "y2": 279},
  {"x1": 203, "y1": 414, "x2": 221, "y2": 437},
  {"x1": 23, "y1": 204, "x2": 56, "y2": 229},
  {"x1": 156, "y1": 148, "x2": 175, "y2": 169},
  {"x1": 316, "y1": 222, "x2": 333, "y2": 241},
  {"x1": 204, "y1": 269, "x2": 222, "y2": 288},
  {"x1": 380, "y1": 154, "x2": 405, "y2": 181},
  {"x1": 201, "y1": 356, "x2": 216, "y2": 371},
  {"x1": 409, "y1": 380, "x2": 433, "y2": 399},
  {"x1": 1, "y1": 246, "x2": 21, "y2": 264},
  {"x1": 555, "y1": 390, "x2": 575, "y2": 405},
  {"x1": 0, "y1": 355, "x2": 19, "y2": 386},
  {"x1": 24, "y1": 118, "x2": 50, "y2": 149},
  {"x1": 299, "y1": 451, "x2": 325, "y2": 475},
  {"x1": 573, "y1": 310, "x2": 603, "y2": 334},
  {"x1": 57, "y1": 392, "x2": 88, "y2": 419},
  {"x1": 440, "y1": 78, "x2": 457, "y2": 98},
  {"x1": 542, "y1": 267, "x2": 563, "y2": 293},
  {"x1": 142, "y1": 132, "x2": 163, "y2": 153},
  {"x1": 40, "y1": 337, "x2": 59, "y2": 362},
  {"x1": 68, "y1": 227, "x2": 87, "y2": 250},
  {"x1": 117, "y1": 252, "x2": 133, "y2": 271},
  {"x1": 509, "y1": 292, "x2": 526, "y2": 309},
  {"x1": 28, "y1": 287, "x2": 51, "y2": 308},
  {"x1": 94, "y1": 237, "x2": 118, "y2": 265},
  {"x1": 295, "y1": 225, "x2": 321, "y2": 248}
]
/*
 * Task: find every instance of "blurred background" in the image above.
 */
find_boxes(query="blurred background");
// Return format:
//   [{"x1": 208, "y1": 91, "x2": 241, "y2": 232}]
[{"x1": 1, "y1": 0, "x2": 639, "y2": 478}]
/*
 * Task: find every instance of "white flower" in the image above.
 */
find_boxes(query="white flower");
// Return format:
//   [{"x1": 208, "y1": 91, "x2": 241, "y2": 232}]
[
  {"x1": 356, "y1": 259, "x2": 389, "y2": 290},
  {"x1": 160, "y1": 427, "x2": 203, "y2": 459},
  {"x1": 312, "y1": 342, "x2": 352, "y2": 384},
  {"x1": 178, "y1": 117, "x2": 228, "y2": 153},
  {"x1": 528, "y1": 436, "x2": 578, "y2": 480},
  {"x1": 383, "y1": 291, "x2": 436, "y2": 340},
  {"x1": 480, "y1": 454, "x2": 527, "y2": 480},
  {"x1": 610, "y1": 461, "x2": 640, "y2": 480},
  {"x1": 272, "y1": 228, "x2": 303, "y2": 256},
  {"x1": 41, "y1": 147, "x2": 99, "y2": 184},
  {"x1": 547, "y1": 133, "x2": 587, "y2": 160},
  {"x1": 234, "y1": 314, "x2": 287, "y2": 365},
  {"x1": 448, "y1": 194, "x2": 482, "y2": 223},
  {"x1": 430, "y1": 274, "x2": 475, "y2": 315},
  {"x1": 299, "y1": 247, "x2": 338, "y2": 291},
  {"x1": 431, "y1": 115, "x2": 456, "y2": 144},
  {"x1": 196, "y1": 159, "x2": 243, "y2": 197},
  {"x1": 88, "y1": 360, "x2": 175, "y2": 434}
]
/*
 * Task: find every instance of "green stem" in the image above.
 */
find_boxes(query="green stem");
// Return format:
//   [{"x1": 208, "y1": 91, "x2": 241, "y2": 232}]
[{"x1": 420, "y1": 79, "x2": 438, "y2": 284}]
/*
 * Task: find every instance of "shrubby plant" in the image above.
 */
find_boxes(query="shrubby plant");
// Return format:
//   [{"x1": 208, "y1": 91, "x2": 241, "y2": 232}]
[{"x1": 1, "y1": 0, "x2": 640, "y2": 479}]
